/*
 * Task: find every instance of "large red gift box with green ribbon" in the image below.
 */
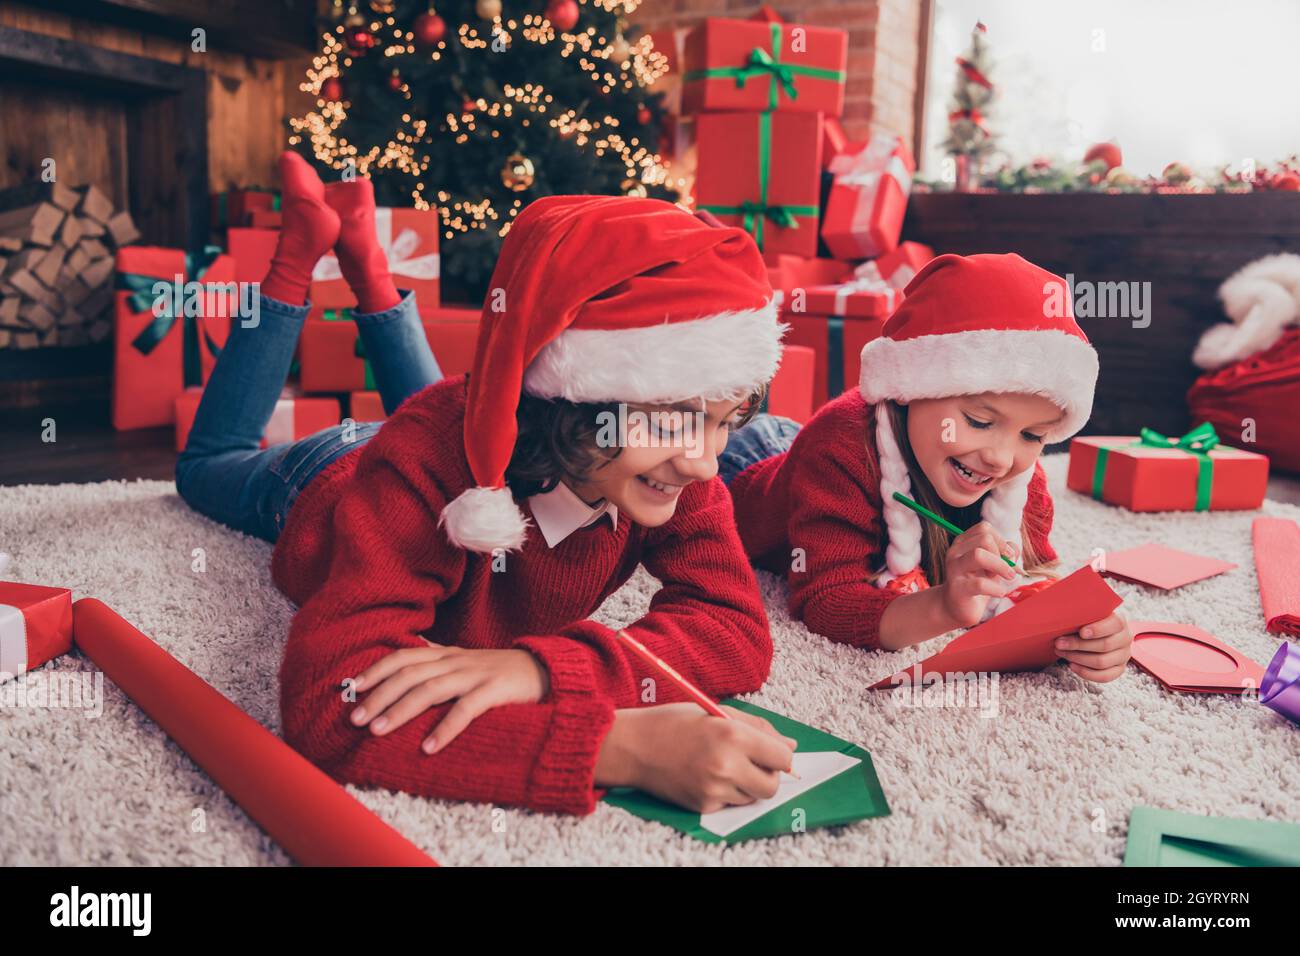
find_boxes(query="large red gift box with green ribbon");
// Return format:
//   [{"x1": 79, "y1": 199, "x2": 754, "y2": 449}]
[
  {"x1": 1066, "y1": 424, "x2": 1269, "y2": 512},
  {"x1": 173, "y1": 387, "x2": 341, "y2": 453},
  {"x1": 682, "y1": 18, "x2": 847, "y2": 116},
  {"x1": 821, "y1": 133, "x2": 915, "y2": 260},
  {"x1": 695, "y1": 110, "x2": 822, "y2": 258},
  {"x1": 299, "y1": 306, "x2": 480, "y2": 393},
  {"x1": 0, "y1": 581, "x2": 73, "y2": 682},
  {"x1": 781, "y1": 309, "x2": 886, "y2": 409},
  {"x1": 112, "y1": 246, "x2": 237, "y2": 431},
  {"x1": 308, "y1": 207, "x2": 440, "y2": 317}
]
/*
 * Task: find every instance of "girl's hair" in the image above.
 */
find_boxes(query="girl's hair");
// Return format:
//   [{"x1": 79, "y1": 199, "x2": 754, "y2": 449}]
[
  {"x1": 504, "y1": 384, "x2": 768, "y2": 498},
  {"x1": 878, "y1": 400, "x2": 1057, "y2": 584}
]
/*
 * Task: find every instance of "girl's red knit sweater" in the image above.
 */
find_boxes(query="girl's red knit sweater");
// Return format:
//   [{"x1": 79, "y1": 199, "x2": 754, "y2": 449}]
[
  {"x1": 728, "y1": 389, "x2": 1057, "y2": 648},
  {"x1": 269, "y1": 376, "x2": 772, "y2": 817}
]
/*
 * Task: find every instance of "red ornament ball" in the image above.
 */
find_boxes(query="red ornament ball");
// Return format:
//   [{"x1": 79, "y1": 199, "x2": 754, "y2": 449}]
[
  {"x1": 413, "y1": 11, "x2": 446, "y2": 46},
  {"x1": 345, "y1": 26, "x2": 375, "y2": 54},
  {"x1": 636, "y1": 105, "x2": 651, "y2": 125},
  {"x1": 546, "y1": 0, "x2": 580, "y2": 31},
  {"x1": 462, "y1": 98, "x2": 477, "y2": 114},
  {"x1": 387, "y1": 71, "x2": 403, "y2": 91},
  {"x1": 1083, "y1": 141, "x2": 1123, "y2": 171},
  {"x1": 1274, "y1": 172, "x2": 1300, "y2": 191},
  {"x1": 321, "y1": 77, "x2": 344, "y2": 102}
]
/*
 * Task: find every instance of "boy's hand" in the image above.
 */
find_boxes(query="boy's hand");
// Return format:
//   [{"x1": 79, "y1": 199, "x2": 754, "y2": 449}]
[
  {"x1": 349, "y1": 645, "x2": 550, "y2": 752},
  {"x1": 1055, "y1": 612, "x2": 1132, "y2": 682},
  {"x1": 939, "y1": 521, "x2": 1018, "y2": 628}
]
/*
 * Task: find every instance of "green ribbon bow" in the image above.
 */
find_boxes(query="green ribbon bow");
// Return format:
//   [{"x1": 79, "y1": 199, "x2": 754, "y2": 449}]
[
  {"x1": 1091, "y1": 422, "x2": 1220, "y2": 511},
  {"x1": 683, "y1": 21, "x2": 846, "y2": 111},
  {"x1": 323, "y1": 308, "x2": 375, "y2": 390},
  {"x1": 697, "y1": 110, "x2": 818, "y2": 250},
  {"x1": 116, "y1": 246, "x2": 226, "y2": 388}
]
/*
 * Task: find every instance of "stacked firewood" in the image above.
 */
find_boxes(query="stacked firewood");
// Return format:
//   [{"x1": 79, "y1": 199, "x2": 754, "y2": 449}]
[{"x1": 0, "y1": 182, "x2": 139, "y2": 349}]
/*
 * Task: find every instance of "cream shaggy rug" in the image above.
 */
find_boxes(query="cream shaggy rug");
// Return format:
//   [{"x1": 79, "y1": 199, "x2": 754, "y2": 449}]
[{"x1": 2, "y1": 454, "x2": 1297, "y2": 866}]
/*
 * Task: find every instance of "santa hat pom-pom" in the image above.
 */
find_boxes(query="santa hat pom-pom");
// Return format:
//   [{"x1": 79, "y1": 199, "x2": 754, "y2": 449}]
[{"x1": 438, "y1": 487, "x2": 531, "y2": 553}]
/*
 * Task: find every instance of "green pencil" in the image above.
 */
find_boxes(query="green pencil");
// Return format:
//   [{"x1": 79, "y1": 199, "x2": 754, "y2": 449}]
[{"x1": 891, "y1": 491, "x2": 1018, "y2": 568}]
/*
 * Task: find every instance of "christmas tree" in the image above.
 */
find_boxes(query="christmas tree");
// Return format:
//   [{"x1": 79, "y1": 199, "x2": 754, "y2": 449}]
[
  {"x1": 940, "y1": 20, "x2": 997, "y2": 186},
  {"x1": 290, "y1": 0, "x2": 680, "y2": 301}
]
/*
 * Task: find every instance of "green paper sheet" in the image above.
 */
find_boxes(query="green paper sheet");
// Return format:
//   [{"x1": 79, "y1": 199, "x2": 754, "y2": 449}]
[
  {"x1": 602, "y1": 699, "x2": 890, "y2": 844},
  {"x1": 1124, "y1": 806, "x2": 1300, "y2": 867}
]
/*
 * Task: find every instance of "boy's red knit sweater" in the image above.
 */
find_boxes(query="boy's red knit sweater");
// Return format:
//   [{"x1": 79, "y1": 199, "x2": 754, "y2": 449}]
[
  {"x1": 728, "y1": 389, "x2": 1057, "y2": 648},
  {"x1": 269, "y1": 376, "x2": 772, "y2": 816}
]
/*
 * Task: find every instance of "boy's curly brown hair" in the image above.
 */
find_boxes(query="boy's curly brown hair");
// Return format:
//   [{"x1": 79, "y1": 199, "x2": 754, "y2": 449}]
[{"x1": 504, "y1": 385, "x2": 769, "y2": 498}]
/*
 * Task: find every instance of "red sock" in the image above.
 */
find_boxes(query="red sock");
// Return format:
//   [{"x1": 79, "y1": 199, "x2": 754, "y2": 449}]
[
  {"x1": 260, "y1": 152, "x2": 340, "y2": 306},
  {"x1": 324, "y1": 179, "x2": 401, "y2": 314}
]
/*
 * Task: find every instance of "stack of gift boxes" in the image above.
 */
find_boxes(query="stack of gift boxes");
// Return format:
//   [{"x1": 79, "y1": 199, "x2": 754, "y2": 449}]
[
  {"x1": 679, "y1": 6, "x2": 937, "y2": 415},
  {"x1": 111, "y1": 187, "x2": 482, "y2": 448}
]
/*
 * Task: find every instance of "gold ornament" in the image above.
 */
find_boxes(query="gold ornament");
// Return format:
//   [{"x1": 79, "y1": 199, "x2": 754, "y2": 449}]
[
  {"x1": 502, "y1": 153, "x2": 535, "y2": 191},
  {"x1": 621, "y1": 178, "x2": 647, "y2": 198},
  {"x1": 369, "y1": 0, "x2": 395, "y2": 13},
  {"x1": 476, "y1": 0, "x2": 502, "y2": 19}
]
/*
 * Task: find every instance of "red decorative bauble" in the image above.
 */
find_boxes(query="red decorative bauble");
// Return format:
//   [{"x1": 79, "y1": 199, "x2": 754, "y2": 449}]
[
  {"x1": 1274, "y1": 172, "x2": 1300, "y2": 191},
  {"x1": 1083, "y1": 141, "x2": 1123, "y2": 171},
  {"x1": 636, "y1": 105, "x2": 651, "y2": 125},
  {"x1": 346, "y1": 26, "x2": 375, "y2": 54},
  {"x1": 462, "y1": 98, "x2": 477, "y2": 114},
  {"x1": 413, "y1": 11, "x2": 446, "y2": 46},
  {"x1": 387, "y1": 70, "x2": 403, "y2": 91},
  {"x1": 321, "y1": 77, "x2": 344, "y2": 101},
  {"x1": 546, "y1": 0, "x2": 580, "y2": 31}
]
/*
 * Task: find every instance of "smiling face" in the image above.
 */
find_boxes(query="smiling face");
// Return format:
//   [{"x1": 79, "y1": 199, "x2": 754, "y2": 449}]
[
  {"x1": 565, "y1": 397, "x2": 748, "y2": 527},
  {"x1": 904, "y1": 392, "x2": 1065, "y2": 508}
]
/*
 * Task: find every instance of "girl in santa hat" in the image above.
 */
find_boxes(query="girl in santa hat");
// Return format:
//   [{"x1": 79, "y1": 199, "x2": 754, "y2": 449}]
[
  {"x1": 723, "y1": 253, "x2": 1133, "y2": 681},
  {"x1": 175, "y1": 152, "x2": 795, "y2": 817}
]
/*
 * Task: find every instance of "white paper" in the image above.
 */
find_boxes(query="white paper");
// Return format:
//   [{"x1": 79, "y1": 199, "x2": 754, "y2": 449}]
[{"x1": 699, "y1": 750, "x2": 861, "y2": 838}]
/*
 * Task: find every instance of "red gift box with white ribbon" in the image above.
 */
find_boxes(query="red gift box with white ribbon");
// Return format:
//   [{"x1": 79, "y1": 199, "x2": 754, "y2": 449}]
[
  {"x1": 821, "y1": 133, "x2": 915, "y2": 260},
  {"x1": 309, "y1": 207, "x2": 440, "y2": 317},
  {"x1": 173, "y1": 387, "x2": 341, "y2": 453},
  {"x1": 0, "y1": 582, "x2": 73, "y2": 681}
]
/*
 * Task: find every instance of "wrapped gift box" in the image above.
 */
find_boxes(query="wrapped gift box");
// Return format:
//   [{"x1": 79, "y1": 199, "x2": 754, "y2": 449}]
[
  {"x1": 822, "y1": 116, "x2": 849, "y2": 169},
  {"x1": 1066, "y1": 426, "x2": 1269, "y2": 512},
  {"x1": 859, "y1": 241, "x2": 935, "y2": 289},
  {"x1": 309, "y1": 207, "x2": 440, "y2": 316},
  {"x1": 112, "y1": 246, "x2": 237, "y2": 430},
  {"x1": 299, "y1": 307, "x2": 480, "y2": 393},
  {"x1": 349, "y1": 391, "x2": 387, "y2": 423},
  {"x1": 247, "y1": 210, "x2": 282, "y2": 230},
  {"x1": 765, "y1": 252, "x2": 852, "y2": 295},
  {"x1": 212, "y1": 187, "x2": 278, "y2": 231},
  {"x1": 682, "y1": 18, "x2": 847, "y2": 116},
  {"x1": 783, "y1": 310, "x2": 887, "y2": 408},
  {"x1": 0, "y1": 581, "x2": 73, "y2": 682},
  {"x1": 174, "y1": 386, "x2": 340, "y2": 453},
  {"x1": 227, "y1": 227, "x2": 279, "y2": 287},
  {"x1": 765, "y1": 344, "x2": 815, "y2": 424},
  {"x1": 695, "y1": 110, "x2": 822, "y2": 258},
  {"x1": 821, "y1": 133, "x2": 915, "y2": 260}
]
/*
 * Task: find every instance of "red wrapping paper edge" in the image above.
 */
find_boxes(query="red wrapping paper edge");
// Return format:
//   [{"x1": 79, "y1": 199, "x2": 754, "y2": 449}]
[
  {"x1": 71, "y1": 598, "x2": 437, "y2": 867},
  {"x1": 1252, "y1": 517, "x2": 1300, "y2": 636}
]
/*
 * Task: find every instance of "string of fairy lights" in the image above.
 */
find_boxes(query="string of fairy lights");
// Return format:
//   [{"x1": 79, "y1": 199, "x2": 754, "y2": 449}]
[{"x1": 287, "y1": 0, "x2": 683, "y2": 242}]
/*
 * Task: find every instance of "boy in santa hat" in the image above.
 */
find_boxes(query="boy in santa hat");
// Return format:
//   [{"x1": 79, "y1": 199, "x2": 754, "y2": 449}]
[
  {"x1": 724, "y1": 253, "x2": 1133, "y2": 680},
  {"x1": 176, "y1": 153, "x2": 795, "y2": 816}
]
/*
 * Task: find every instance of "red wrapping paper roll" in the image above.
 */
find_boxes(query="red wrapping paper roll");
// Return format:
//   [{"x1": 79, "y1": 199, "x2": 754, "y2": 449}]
[{"x1": 72, "y1": 598, "x2": 437, "y2": 867}]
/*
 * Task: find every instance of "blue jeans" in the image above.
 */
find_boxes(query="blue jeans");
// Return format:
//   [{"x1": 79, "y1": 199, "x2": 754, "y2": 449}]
[
  {"x1": 717, "y1": 413, "x2": 801, "y2": 486},
  {"x1": 174, "y1": 290, "x2": 443, "y2": 543}
]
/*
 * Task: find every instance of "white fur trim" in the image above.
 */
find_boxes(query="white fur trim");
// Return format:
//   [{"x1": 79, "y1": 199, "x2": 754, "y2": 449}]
[
  {"x1": 874, "y1": 408, "x2": 922, "y2": 579},
  {"x1": 979, "y1": 466, "x2": 1032, "y2": 569},
  {"x1": 860, "y1": 329, "x2": 1099, "y2": 441},
  {"x1": 438, "y1": 486, "x2": 532, "y2": 553},
  {"x1": 522, "y1": 300, "x2": 788, "y2": 404},
  {"x1": 1194, "y1": 252, "x2": 1300, "y2": 369}
]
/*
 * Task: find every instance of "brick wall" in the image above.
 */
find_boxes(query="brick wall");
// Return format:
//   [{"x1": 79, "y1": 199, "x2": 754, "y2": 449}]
[{"x1": 630, "y1": 0, "x2": 929, "y2": 152}]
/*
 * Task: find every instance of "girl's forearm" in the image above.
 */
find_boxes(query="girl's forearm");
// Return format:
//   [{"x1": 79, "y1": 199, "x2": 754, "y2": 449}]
[{"x1": 877, "y1": 585, "x2": 959, "y2": 651}]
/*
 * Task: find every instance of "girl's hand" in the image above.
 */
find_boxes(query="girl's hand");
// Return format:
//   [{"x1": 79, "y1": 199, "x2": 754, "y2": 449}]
[
  {"x1": 1055, "y1": 612, "x2": 1133, "y2": 682},
  {"x1": 938, "y1": 521, "x2": 1018, "y2": 628},
  {"x1": 349, "y1": 645, "x2": 550, "y2": 752},
  {"x1": 596, "y1": 704, "x2": 797, "y2": 815}
]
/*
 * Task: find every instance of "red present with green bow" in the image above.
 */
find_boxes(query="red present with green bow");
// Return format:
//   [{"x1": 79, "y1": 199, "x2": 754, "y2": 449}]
[
  {"x1": 111, "y1": 246, "x2": 238, "y2": 431},
  {"x1": 1066, "y1": 423, "x2": 1269, "y2": 512},
  {"x1": 695, "y1": 110, "x2": 822, "y2": 258},
  {"x1": 682, "y1": 18, "x2": 847, "y2": 116}
]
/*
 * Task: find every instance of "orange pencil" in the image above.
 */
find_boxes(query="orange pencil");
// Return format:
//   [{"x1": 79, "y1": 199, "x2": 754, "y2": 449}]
[{"x1": 614, "y1": 629, "x2": 799, "y2": 778}]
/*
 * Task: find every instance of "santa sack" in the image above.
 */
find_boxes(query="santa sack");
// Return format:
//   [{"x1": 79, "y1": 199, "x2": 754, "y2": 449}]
[{"x1": 1188, "y1": 326, "x2": 1300, "y2": 475}]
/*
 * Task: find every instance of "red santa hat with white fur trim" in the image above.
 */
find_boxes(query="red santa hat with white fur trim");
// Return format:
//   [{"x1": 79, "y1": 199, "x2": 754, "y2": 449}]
[
  {"x1": 439, "y1": 195, "x2": 786, "y2": 553},
  {"x1": 858, "y1": 253, "x2": 1098, "y2": 581}
]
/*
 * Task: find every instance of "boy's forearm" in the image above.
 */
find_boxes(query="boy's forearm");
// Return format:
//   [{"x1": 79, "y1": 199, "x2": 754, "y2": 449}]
[{"x1": 877, "y1": 585, "x2": 958, "y2": 651}]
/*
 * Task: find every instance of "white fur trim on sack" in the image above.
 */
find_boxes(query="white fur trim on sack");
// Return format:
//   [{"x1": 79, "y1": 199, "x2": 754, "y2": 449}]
[
  {"x1": 860, "y1": 328, "x2": 1099, "y2": 442},
  {"x1": 1193, "y1": 252, "x2": 1300, "y2": 370},
  {"x1": 522, "y1": 300, "x2": 788, "y2": 405},
  {"x1": 438, "y1": 486, "x2": 532, "y2": 553}
]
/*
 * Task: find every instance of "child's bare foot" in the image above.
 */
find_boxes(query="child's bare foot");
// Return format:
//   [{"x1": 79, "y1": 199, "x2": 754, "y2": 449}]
[
  {"x1": 324, "y1": 178, "x2": 401, "y2": 314},
  {"x1": 261, "y1": 151, "x2": 341, "y2": 306}
]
